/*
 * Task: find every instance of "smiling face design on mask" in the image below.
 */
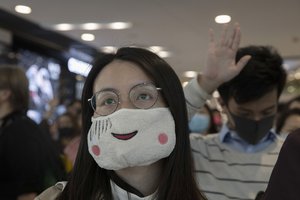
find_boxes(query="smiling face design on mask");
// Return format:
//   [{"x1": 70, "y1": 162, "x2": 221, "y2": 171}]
[{"x1": 87, "y1": 108, "x2": 176, "y2": 170}]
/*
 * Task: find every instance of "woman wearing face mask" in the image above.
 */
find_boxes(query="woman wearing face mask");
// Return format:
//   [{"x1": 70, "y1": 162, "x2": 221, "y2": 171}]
[
  {"x1": 189, "y1": 104, "x2": 218, "y2": 134},
  {"x1": 35, "y1": 24, "x2": 248, "y2": 200},
  {"x1": 36, "y1": 47, "x2": 206, "y2": 200}
]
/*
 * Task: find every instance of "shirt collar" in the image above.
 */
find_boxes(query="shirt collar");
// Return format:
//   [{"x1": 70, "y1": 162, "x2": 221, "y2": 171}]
[{"x1": 219, "y1": 123, "x2": 277, "y2": 143}]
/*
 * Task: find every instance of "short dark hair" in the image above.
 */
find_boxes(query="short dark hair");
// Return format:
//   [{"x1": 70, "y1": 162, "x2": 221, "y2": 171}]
[
  {"x1": 58, "y1": 47, "x2": 205, "y2": 200},
  {"x1": 0, "y1": 65, "x2": 29, "y2": 112},
  {"x1": 218, "y1": 46, "x2": 287, "y2": 105}
]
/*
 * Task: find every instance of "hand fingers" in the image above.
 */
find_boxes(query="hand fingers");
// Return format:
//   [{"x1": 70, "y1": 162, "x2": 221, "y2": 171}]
[
  {"x1": 220, "y1": 24, "x2": 228, "y2": 45},
  {"x1": 231, "y1": 23, "x2": 241, "y2": 51},
  {"x1": 225, "y1": 26, "x2": 237, "y2": 47},
  {"x1": 236, "y1": 55, "x2": 251, "y2": 70}
]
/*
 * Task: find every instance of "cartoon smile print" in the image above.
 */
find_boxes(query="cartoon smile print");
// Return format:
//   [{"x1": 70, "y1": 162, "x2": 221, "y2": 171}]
[{"x1": 111, "y1": 130, "x2": 138, "y2": 140}]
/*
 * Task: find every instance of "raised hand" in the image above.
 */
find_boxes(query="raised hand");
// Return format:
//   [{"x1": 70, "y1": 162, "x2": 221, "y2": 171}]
[{"x1": 199, "y1": 23, "x2": 251, "y2": 93}]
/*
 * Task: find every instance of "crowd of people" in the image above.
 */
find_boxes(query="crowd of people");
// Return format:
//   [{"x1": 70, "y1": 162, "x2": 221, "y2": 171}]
[{"x1": 1, "y1": 23, "x2": 300, "y2": 200}]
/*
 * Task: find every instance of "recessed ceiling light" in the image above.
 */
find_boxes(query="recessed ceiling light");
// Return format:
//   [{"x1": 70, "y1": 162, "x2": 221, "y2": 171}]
[
  {"x1": 106, "y1": 22, "x2": 132, "y2": 30},
  {"x1": 15, "y1": 5, "x2": 32, "y2": 14},
  {"x1": 81, "y1": 33, "x2": 95, "y2": 41},
  {"x1": 148, "y1": 46, "x2": 164, "y2": 53},
  {"x1": 81, "y1": 23, "x2": 103, "y2": 30},
  {"x1": 183, "y1": 71, "x2": 198, "y2": 78},
  {"x1": 100, "y1": 46, "x2": 117, "y2": 53},
  {"x1": 53, "y1": 23, "x2": 75, "y2": 31},
  {"x1": 157, "y1": 51, "x2": 171, "y2": 58},
  {"x1": 215, "y1": 15, "x2": 231, "y2": 24}
]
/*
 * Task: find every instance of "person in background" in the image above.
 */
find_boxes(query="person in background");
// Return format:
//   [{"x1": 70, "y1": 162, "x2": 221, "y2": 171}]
[
  {"x1": 285, "y1": 95, "x2": 300, "y2": 109},
  {"x1": 66, "y1": 99, "x2": 82, "y2": 118},
  {"x1": 35, "y1": 23, "x2": 249, "y2": 200},
  {"x1": 189, "y1": 104, "x2": 218, "y2": 134},
  {"x1": 275, "y1": 108, "x2": 300, "y2": 138},
  {"x1": 211, "y1": 108, "x2": 222, "y2": 131},
  {"x1": 53, "y1": 112, "x2": 81, "y2": 173},
  {"x1": 185, "y1": 42, "x2": 287, "y2": 199},
  {"x1": 262, "y1": 128, "x2": 300, "y2": 200},
  {"x1": 0, "y1": 65, "x2": 65, "y2": 200}
]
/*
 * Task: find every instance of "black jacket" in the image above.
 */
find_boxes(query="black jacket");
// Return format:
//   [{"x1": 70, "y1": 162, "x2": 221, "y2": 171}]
[{"x1": 0, "y1": 111, "x2": 66, "y2": 200}]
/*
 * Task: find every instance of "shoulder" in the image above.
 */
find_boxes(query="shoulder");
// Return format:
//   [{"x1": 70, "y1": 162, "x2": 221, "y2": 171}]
[
  {"x1": 190, "y1": 133, "x2": 218, "y2": 144},
  {"x1": 190, "y1": 133, "x2": 220, "y2": 153},
  {"x1": 4, "y1": 113, "x2": 39, "y2": 132},
  {"x1": 278, "y1": 129, "x2": 300, "y2": 157},
  {"x1": 285, "y1": 129, "x2": 300, "y2": 146},
  {"x1": 34, "y1": 182, "x2": 66, "y2": 200}
]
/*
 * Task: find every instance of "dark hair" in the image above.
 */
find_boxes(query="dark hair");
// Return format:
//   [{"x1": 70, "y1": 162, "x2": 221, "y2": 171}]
[
  {"x1": 0, "y1": 65, "x2": 29, "y2": 112},
  {"x1": 276, "y1": 108, "x2": 300, "y2": 133},
  {"x1": 218, "y1": 46, "x2": 287, "y2": 105},
  {"x1": 58, "y1": 47, "x2": 205, "y2": 200}
]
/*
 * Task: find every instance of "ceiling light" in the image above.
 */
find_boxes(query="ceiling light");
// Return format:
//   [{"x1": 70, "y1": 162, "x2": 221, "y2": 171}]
[
  {"x1": 215, "y1": 15, "x2": 231, "y2": 24},
  {"x1": 15, "y1": 5, "x2": 32, "y2": 14},
  {"x1": 81, "y1": 23, "x2": 102, "y2": 30},
  {"x1": 148, "y1": 46, "x2": 164, "y2": 53},
  {"x1": 107, "y1": 22, "x2": 132, "y2": 30},
  {"x1": 157, "y1": 51, "x2": 171, "y2": 58},
  {"x1": 100, "y1": 46, "x2": 117, "y2": 53},
  {"x1": 53, "y1": 23, "x2": 75, "y2": 31},
  {"x1": 183, "y1": 71, "x2": 198, "y2": 78},
  {"x1": 81, "y1": 33, "x2": 95, "y2": 41}
]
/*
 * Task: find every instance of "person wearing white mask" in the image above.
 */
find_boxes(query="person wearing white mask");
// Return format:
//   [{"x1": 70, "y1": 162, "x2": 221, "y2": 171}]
[{"x1": 35, "y1": 24, "x2": 249, "y2": 200}]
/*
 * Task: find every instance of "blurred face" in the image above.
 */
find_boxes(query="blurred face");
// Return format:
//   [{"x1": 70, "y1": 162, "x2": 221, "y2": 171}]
[
  {"x1": 281, "y1": 115, "x2": 300, "y2": 134},
  {"x1": 68, "y1": 102, "x2": 81, "y2": 116},
  {"x1": 57, "y1": 115, "x2": 73, "y2": 128},
  {"x1": 224, "y1": 89, "x2": 278, "y2": 128},
  {"x1": 92, "y1": 60, "x2": 166, "y2": 114}
]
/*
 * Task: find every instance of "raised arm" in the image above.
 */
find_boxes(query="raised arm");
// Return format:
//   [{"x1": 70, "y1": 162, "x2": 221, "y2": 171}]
[{"x1": 184, "y1": 23, "x2": 251, "y2": 119}]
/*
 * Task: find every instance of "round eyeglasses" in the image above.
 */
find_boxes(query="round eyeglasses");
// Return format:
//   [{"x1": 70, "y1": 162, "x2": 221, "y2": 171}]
[{"x1": 88, "y1": 83, "x2": 162, "y2": 116}]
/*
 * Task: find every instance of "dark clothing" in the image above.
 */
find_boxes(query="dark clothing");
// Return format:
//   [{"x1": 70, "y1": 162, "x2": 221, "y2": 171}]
[
  {"x1": 263, "y1": 128, "x2": 300, "y2": 200},
  {"x1": 0, "y1": 111, "x2": 66, "y2": 200}
]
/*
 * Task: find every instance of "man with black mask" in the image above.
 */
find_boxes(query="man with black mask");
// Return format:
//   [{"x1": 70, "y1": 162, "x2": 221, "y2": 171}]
[{"x1": 185, "y1": 45, "x2": 287, "y2": 200}]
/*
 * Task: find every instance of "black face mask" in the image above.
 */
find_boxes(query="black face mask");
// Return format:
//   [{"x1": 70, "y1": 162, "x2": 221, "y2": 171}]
[
  {"x1": 230, "y1": 113, "x2": 275, "y2": 145},
  {"x1": 58, "y1": 127, "x2": 75, "y2": 139}
]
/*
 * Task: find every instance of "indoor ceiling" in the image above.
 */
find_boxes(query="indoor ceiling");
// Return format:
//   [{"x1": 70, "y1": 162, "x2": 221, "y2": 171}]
[{"x1": 0, "y1": 0, "x2": 300, "y2": 82}]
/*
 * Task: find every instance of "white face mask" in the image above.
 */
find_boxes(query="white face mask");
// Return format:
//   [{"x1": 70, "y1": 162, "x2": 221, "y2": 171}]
[{"x1": 87, "y1": 107, "x2": 176, "y2": 170}]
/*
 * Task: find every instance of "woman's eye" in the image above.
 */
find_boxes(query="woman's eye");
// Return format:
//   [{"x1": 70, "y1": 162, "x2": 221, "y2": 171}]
[
  {"x1": 104, "y1": 98, "x2": 116, "y2": 105},
  {"x1": 137, "y1": 93, "x2": 151, "y2": 101}
]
